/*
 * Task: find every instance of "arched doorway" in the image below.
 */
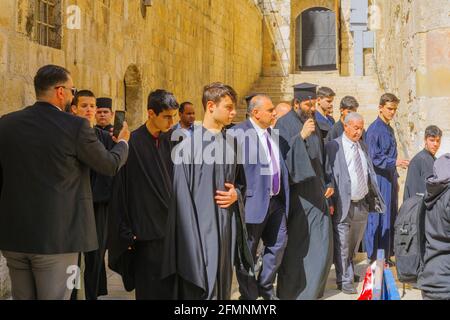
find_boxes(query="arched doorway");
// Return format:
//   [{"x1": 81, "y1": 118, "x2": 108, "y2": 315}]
[
  {"x1": 124, "y1": 65, "x2": 144, "y2": 130},
  {"x1": 296, "y1": 7, "x2": 337, "y2": 71}
]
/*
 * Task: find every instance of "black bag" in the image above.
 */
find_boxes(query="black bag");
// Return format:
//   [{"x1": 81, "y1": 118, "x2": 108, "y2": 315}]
[{"x1": 394, "y1": 194, "x2": 427, "y2": 283}]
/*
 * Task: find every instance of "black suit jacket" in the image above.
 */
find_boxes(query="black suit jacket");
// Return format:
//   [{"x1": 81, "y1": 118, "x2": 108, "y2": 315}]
[{"x1": 0, "y1": 102, "x2": 128, "y2": 254}]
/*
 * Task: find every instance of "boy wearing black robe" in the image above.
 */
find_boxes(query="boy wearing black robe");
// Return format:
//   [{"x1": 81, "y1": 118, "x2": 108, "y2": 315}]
[
  {"x1": 404, "y1": 125, "x2": 442, "y2": 201},
  {"x1": 326, "y1": 96, "x2": 360, "y2": 143},
  {"x1": 108, "y1": 89, "x2": 180, "y2": 300},
  {"x1": 162, "y1": 83, "x2": 253, "y2": 300},
  {"x1": 70, "y1": 91, "x2": 119, "y2": 300}
]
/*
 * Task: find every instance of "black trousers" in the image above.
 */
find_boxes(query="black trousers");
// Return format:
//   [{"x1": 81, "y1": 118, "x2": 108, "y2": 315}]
[
  {"x1": 84, "y1": 202, "x2": 109, "y2": 300},
  {"x1": 134, "y1": 239, "x2": 174, "y2": 300}
]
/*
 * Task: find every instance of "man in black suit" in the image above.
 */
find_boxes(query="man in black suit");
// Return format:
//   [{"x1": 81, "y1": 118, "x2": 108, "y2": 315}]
[{"x1": 0, "y1": 65, "x2": 129, "y2": 300}]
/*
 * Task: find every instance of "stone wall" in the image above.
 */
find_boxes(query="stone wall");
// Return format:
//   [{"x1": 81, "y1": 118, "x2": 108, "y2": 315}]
[
  {"x1": 0, "y1": 0, "x2": 263, "y2": 298},
  {"x1": 0, "y1": 253, "x2": 10, "y2": 299},
  {"x1": 373, "y1": 0, "x2": 450, "y2": 158},
  {"x1": 0, "y1": 0, "x2": 263, "y2": 128}
]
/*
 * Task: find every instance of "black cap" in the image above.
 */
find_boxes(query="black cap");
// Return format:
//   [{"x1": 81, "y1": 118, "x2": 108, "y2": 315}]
[
  {"x1": 96, "y1": 97, "x2": 112, "y2": 109},
  {"x1": 293, "y1": 83, "x2": 318, "y2": 102},
  {"x1": 244, "y1": 93, "x2": 263, "y2": 106}
]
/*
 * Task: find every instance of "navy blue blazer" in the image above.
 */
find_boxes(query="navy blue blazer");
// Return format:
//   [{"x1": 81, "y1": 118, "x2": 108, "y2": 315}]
[{"x1": 233, "y1": 120, "x2": 290, "y2": 224}]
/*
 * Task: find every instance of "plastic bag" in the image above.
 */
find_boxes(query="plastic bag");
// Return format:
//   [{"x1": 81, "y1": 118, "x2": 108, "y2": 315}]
[{"x1": 358, "y1": 262, "x2": 376, "y2": 300}]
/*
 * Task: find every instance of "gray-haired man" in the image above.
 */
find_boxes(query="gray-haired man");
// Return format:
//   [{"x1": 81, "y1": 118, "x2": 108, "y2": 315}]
[{"x1": 325, "y1": 113, "x2": 385, "y2": 294}]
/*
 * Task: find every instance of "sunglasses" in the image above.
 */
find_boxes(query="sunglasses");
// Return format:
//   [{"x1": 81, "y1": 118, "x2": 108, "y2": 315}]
[{"x1": 55, "y1": 86, "x2": 78, "y2": 96}]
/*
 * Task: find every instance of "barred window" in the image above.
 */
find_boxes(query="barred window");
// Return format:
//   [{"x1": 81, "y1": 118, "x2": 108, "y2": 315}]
[{"x1": 34, "y1": 0, "x2": 62, "y2": 49}]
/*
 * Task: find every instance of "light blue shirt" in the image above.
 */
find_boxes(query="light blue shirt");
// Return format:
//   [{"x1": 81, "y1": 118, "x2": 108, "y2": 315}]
[{"x1": 173, "y1": 122, "x2": 194, "y2": 137}]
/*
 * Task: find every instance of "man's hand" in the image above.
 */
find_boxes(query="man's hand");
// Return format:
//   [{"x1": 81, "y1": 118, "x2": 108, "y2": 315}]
[
  {"x1": 396, "y1": 159, "x2": 410, "y2": 169},
  {"x1": 300, "y1": 119, "x2": 315, "y2": 140},
  {"x1": 215, "y1": 183, "x2": 238, "y2": 209},
  {"x1": 112, "y1": 121, "x2": 131, "y2": 143},
  {"x1": 324, "y1": 187, "x2": 334, "y2": 199}
]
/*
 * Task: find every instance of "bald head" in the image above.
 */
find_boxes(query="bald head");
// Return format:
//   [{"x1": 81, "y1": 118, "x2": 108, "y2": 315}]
[
  {"x1": 248, "y1": 94, "x2": 275, "y2": 129},
  {"x1": 275, "y1": 102, "x2": 292, "y2": 120},
  {"x1": 247, "y1": 94, "x2": 272, "y2": 114}
]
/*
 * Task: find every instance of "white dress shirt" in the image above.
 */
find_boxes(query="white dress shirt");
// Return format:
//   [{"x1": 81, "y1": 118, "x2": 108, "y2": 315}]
[
  {"x1": 342, "y1": 133, "x2": 369, "y2": 201},
  {"x1": 249, "y1": 118, "x2": 281, "y2": 196}
]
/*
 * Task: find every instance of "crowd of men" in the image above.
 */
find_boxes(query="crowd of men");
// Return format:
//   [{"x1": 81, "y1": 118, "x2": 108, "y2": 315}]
[{"x1": 0, "y1": 64, "x2": 448, "y2": 301}]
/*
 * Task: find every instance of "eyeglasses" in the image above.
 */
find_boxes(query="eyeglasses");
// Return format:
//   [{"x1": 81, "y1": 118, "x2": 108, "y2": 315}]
[{"x1": 55, "y1": 86, "x2": 78, "y2": 96}]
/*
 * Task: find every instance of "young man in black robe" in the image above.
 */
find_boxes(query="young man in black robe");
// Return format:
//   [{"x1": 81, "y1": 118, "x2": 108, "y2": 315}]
[
  {"x1": 95, "y1": 97, "x2": 114, "y2": 132},
  {"x1": 404, "y1": 125, "x2": 442, "y2": 201},
  {"x1": 275, "y1": 82, "x2": 334, "y2": 300},
  {"x1": 70, "y1": 91, "x2": 116, "y2": 300},
  {"x1": 315, "y1": 86, "x2": 336, "y2": 142},
  {"x1": 162, "y1": 82, "x2": 253, "y2": 300},
  {"x1": 326, "y1": 96, "x2": 360, "y2": 143},
  {"x1": 108, "y1": 89, "x2": 179, "y2": 300}
]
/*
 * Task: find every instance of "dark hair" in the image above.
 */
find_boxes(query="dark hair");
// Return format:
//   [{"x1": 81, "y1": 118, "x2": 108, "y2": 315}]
[
  {"x1": 340, "y1": 96, "x2": 359, "y2": 110},
  {"x1": 380, "y1": 93, "x2": 400, "y2": 106},
  {"x1": 147, "y1": 89, "x2": 179, "y2": 115},
  {"x1": 317, "y1": 86, "x2": 336, "y2": 98},
  {"x1": 202, "y1": 82, "x2": 237, "y2": 111},
  {"x1": 34, "y1": 65, "x2": 71, "y2": 98},
  {"x1": 179, "y1": 101, "x2": 193, "y2": 113},
  {"x1": 425, "y1": 125, "x2": 443, "y2": 139},
  {"x1": 72, "y1": 90, "x2": 95, "y2": 107}
]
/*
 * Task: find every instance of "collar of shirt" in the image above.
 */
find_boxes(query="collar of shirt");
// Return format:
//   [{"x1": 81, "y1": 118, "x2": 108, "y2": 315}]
[
  {"x1": 249, "y1": 117, "x2": 268, "y2": 138},
  {"x1": 174, "y1": 122, "x2": 194, "y2": 131},
  {"x1": 49, "y1": 103, "x2": 62, "y2": 111},
  {"x1": 342, "y1": 132, "x2": 359, "y2": 149}
]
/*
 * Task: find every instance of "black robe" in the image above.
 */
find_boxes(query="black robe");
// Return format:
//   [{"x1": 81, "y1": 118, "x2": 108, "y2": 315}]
[
  {"x1": 326, "y1": 120, "x2": 366, "y2": 144},
  {"x1": 275, "y1": 110, "x2": 333, "y2": 300},
  {"x1": 161, "y1": 127, "x2": 253, "y2": 300},
  {"x1": 95, "y1": 124, "x2": 114, "y2": 132},
  {"x1": 108, "y1": 125, "x2": 176, "y2": 299},
  {"x1": 83, "y1": 128, "x2": 116, "y2": 300},
  {"x1": 326, "y1": 120, "x2": 345, "y2": 143},
  {"x1": 403, "y1": 149, "x2": 435, "y2": 201}
]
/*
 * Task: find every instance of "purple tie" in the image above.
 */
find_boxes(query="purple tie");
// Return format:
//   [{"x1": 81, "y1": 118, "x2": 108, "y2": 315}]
[{"x1": 265, "y1": 132, "x2": 280, "y2": 196}]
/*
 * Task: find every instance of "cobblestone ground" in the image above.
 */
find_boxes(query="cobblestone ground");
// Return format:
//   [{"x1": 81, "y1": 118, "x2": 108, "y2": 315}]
[{"x1": 99, "y1": 253, "x2": 422, "y2": 300}]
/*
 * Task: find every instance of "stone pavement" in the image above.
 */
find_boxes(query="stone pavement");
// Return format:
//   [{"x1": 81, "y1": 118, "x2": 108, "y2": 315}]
[{"x1": 100, "y1": 253, "x2": 422, "y2": 301}]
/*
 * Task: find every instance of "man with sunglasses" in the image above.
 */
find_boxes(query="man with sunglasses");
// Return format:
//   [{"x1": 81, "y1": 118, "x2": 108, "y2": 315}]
[{"x1": 0, "y1": 64, "x2": 130, "y2": 300}]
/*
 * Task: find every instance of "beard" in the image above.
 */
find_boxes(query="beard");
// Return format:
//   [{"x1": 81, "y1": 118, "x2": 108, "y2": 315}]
[
  {"x1": 299, "y1": 109, "x2": 315, "y2": 123},
  {"x1": 64, "y1": 100, "x2": 72, "y2": 113}
]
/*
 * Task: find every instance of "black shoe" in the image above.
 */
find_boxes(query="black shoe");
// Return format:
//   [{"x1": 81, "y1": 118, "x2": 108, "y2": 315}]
[
  {"x1": 342, "y1": 284, "x2": 358, "y2": 295},
  {"x1": 337, "y1": 284, "x2": 342, "y2": 290},
  {"x1": 354, "y1": 275, "x2": 361, "y2": 283}
]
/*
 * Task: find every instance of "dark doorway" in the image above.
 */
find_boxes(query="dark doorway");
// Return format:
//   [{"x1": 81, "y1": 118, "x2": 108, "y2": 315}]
[{"x1": 296, "y1": 7, "x2": 337, "y2": 71}]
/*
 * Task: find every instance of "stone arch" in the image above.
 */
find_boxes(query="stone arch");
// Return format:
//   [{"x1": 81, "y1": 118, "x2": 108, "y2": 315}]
[
  {"x1": 124, "y1": 64, "x2": 144, "y2": 130},
  {"x1": 295, "y1": 7, "x2": 337, "y2": 71}
]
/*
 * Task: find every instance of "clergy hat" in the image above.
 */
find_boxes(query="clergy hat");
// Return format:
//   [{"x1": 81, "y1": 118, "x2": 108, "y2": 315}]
[
  {"x1": 96, "y1": 97, "x2": 112, "y2": 109},
  {"x1": 293, "y1": 83, "x2": 318, "y2": 102}
]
